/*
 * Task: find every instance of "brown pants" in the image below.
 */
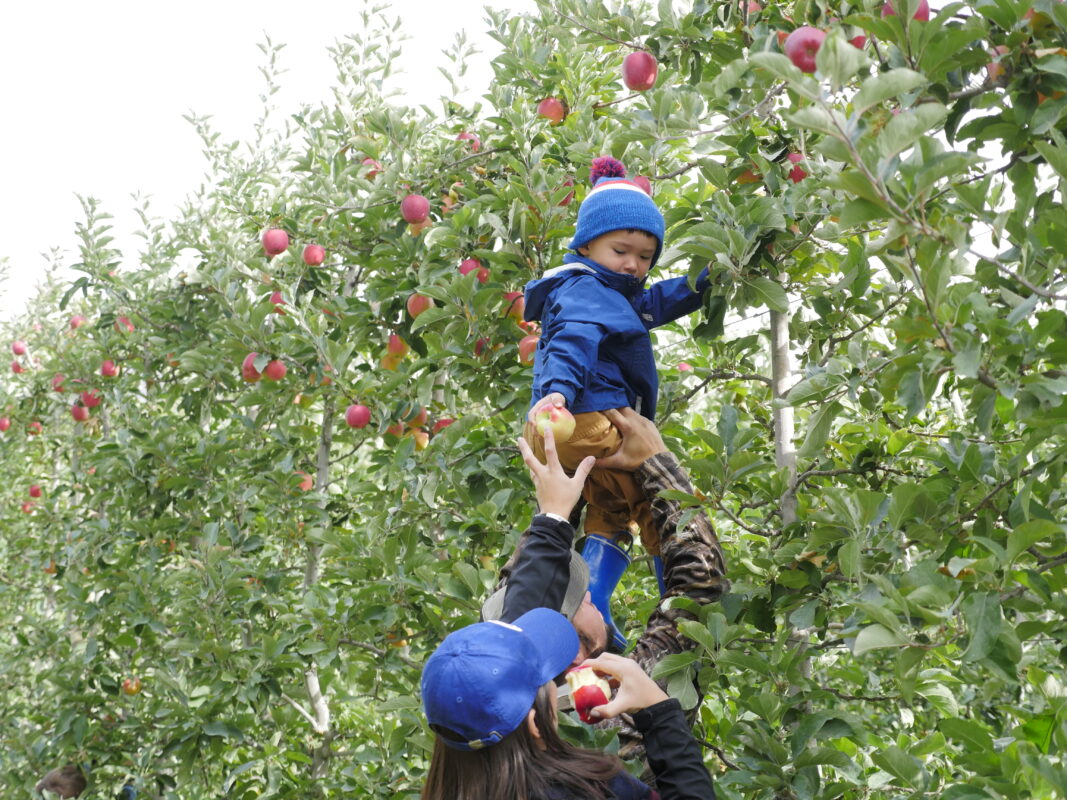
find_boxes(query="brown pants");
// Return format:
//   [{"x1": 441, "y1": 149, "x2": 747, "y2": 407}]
[{"x1": 524, "y1": 411, "x2": 660, "y2": 555}]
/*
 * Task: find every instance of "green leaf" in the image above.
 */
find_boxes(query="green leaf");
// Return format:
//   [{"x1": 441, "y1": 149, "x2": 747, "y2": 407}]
[
  {"x1": 815, "y1": 31, "x2": 871, "y2": 92},
  {"x1": 1007, "y1": 519, "x2": 1063, "y2": 563},
  {"x1": 1033, "y1": 138, "x2": 1067, "y2": 183},
  {"x1": 839, "y1": 198, "x2": 887, "y2": 227},
  {"x1": 939, "y1": 717, "x2": 994, "y2": 751},
  {"x1": 749, "y1": 53, "x2": 821, "y2": 100},
  {"x1": 203, "y1": 721, "x2": 244, "y2": 739},
  {"x1": 852, "y1": 624, "x2": 906, "y2": 656},
  {"x1": 788, "y1": 106, "x2": 850, "y2": 140},
  {"x1": 742, "y1": 275, "x2": 789, "y2": 313},
  {"x1": 853, "y1": 68, "x2": 927, "y2": 115},
  {"x1": 962, "y1": 591, "x2": 1002, "y2": 663},
  {"x1": 797, "y1": 401, "x2": 841, "y2": 459},
  {"x1": 877, "y1": 102, "x2": 948, "y2": 162}
]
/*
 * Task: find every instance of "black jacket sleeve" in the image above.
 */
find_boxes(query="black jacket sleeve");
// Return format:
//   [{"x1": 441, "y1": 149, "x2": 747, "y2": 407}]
[
  {"x1": 500, "y1": 515, "x2": 575, "y2": 623},
  {"x1": 633, "y1": 699, "x2": 717, "y2": 800}
]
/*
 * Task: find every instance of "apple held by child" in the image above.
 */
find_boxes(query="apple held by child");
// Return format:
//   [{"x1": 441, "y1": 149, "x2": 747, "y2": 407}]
[
  {"x1": 566, "y1": 666, "x2": 612, "y2": 724},
  {"x1": 533, "y1": 400, "x2": 575, "y2": 443}
]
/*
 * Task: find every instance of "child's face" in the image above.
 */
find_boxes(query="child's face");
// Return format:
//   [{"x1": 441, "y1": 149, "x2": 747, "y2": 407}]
[{"x1": 577, "y1": 230, "x2": 657, "y2": 281}]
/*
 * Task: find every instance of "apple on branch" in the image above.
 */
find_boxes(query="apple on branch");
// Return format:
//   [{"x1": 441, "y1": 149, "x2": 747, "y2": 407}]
[
  {"x1": 406, "y1": 293, "x2": 434, "y2": 318},
  {"x1": 263, "y1": 360, "x2": 287, "y2": 381},
  {"x1": 114, "y1": 316, "x2": 135, "y2": 333},
  {"x1": 633, "y1": 175, "x2": 652, "y2": 195},
  {"x1": 121, "y1": 676, "x2": 143, "y2": 695},
  {"x1": 787, "y1": 153, "x2": 807, "y2": 183},
  {"x1": 81, "y1": 389, "x2": 102, "y2": 408},
  {"x1": 0, "y1": 418, "x2": 9, "y2": 432},
  {"x1": 519, "y1": 334, "x2": 539, "y2": 366},
  {"x1": 784, "y1": 26, "x2": 826, "y2": 73},
  {"x1": 532, "y1": 399, "x2": 576, "y2": 443},
  {"x1": 345, "y1": 404, "x2": 371, "y2": 429},
  {"x1": 101, "y1": 359, "x2": 120, "y2": 378},
  {"x1": 883, "y1": 0, "x2": 930, "y2": 21},
  {"x1": 566, "y1": 666, "x2": 612, "y2": 724},
  {"x1": 361, "y1": 157, "x2": 382, "y2": 178},
  {"x1": 400, "y1": 194, "x2": 430, "y2": 224},
  {"x1": 621, "y1": 51, "x2": 658, "y2": 91},
  {"x1": 69, "y1": 315, "x2": 87, "y2": 330},
  {"x1": 459, "y1": 258, "x2": 490, "y2": 283},
  {"x1": 242, "y1": 352, "x2": 262, "y2": 383},
  {"x1": 11, "y1": 340, "x2": 27, "y2": 356},
  {"x1": 262, "y1": 228, "x2": 289, "y2": 257},
  {"x1": 71, "y1": 405, "x2": 89, "y2": 422},
  {"x1": 537, "y1": 97, "x2": 567, "y2": 125},
  {"x1": 303, "y1": 244, "x2": 325, "y2": 266},
  {"x1": 456, "y1": 131, "x2": 481, "y2": 152}
]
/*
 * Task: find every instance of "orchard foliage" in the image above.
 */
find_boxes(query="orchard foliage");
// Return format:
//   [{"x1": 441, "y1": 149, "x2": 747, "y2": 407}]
[{"x1": 2, "y1": 0, "x2": 1066, "y2": 797}]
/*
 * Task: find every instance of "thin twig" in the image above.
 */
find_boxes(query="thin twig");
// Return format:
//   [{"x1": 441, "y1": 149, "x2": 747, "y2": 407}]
[
  {"x1": 340, "y1": 637, "x2": 421, "y2": 669},
  {"x1": 968, "y1": 248, "x2": 1067, "y2": 301}
]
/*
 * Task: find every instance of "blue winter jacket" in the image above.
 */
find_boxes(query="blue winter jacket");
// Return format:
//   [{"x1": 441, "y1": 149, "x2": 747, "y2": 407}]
[{"x1": 524, "y1": 253, "x2": 708, "y2": 421}]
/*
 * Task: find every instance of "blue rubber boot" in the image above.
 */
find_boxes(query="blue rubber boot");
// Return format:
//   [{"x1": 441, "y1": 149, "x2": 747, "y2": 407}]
[
  {"x1": 580, "y1": 533, "x2": 631, "y2": 652},
  {"x1": 653, "y1": 556, "x2": 666, "y2": 596}
]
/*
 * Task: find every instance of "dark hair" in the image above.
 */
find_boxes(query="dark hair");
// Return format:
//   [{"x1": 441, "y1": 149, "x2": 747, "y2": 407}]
[{"x1": 421, "y1": 683, "x2": 624, "y2": 800}]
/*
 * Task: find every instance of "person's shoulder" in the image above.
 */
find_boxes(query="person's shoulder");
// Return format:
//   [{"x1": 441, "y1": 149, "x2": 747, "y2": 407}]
[{"x1": 608, "y1": 770, "x2": 656, "y2": 799}]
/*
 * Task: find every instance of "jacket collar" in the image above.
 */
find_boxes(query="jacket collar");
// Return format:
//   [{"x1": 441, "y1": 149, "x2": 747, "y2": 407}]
[{"x1": 562, "y1": 253, "x2": 646, "y2": 297}]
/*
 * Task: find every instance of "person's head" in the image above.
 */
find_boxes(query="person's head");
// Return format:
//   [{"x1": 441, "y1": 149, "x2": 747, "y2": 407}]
[
  {"x1": 420, "y1": 608, "x2": 622, "y2": 800},
  {"x1": 480, "y1": 552, "x2": 615, "y2": 666},
  {"x1": 568, "y1": 156, "x2": 664, "y2": 271}
]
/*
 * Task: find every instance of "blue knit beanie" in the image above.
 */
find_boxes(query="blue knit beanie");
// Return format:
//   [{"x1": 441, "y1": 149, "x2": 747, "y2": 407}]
[{"x1": 568, "y1": 157, "x2": 664, "y2": 268}]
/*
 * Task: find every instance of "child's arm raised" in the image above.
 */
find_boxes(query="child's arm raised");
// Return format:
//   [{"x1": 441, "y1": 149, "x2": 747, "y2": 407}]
[{"x1": 635, "y1": 267, "x2": 710, "y2": 327}]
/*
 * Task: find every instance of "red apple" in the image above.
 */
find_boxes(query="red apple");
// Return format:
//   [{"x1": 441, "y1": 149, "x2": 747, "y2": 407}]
[
  {"x1": 746, "y1": 0, "x2": 762, "y2": 12},
  {"x1": 28, "y1": 421, "x2": 43, "y2": 435},
  {"x1": 474, "y1": 337, "x2": 492, "y2": 358},
  {"x1": 407, "y1": 293, "x2": 434, "y2": 318},
  {"x1": 380, "y1": 352, "x2": 403, "y2": 371},
  {"x1": 532, "y1": 401, "x2": 576, "y2": 443},
  {"x1": 262, "y1": 228, "x2": 289, "y2": 256},
  {"x1": 386, "y1": 422, "x2": 405, "y2": 437},
  {"x1": 850, "y1": 34, "x2": 867, "y2": 48},
  {"x1": 296, "y1": 471, "x2": 314, "y2": 491},
  {"x1": 101, "y1": 360, "x2": 120, "y2": 378},
  {"x1": 986, "y1": 45, "x2": 1010, "y2": 84},
  {"x1": 622, "y1": 51, "x2": 658, "y2": 91},
  {"x1": 777, "y1": 30, "x2": 790, "y2": 48},
  {"x1": 432, "y1": 418, "x2": 455, "y2": 434},
  {"x1": 69, "y1": 315, "x2": 87, "y2": 330},
  {"x1": 263, "y1": 360, "x2": 287, "y2": 381},
  {"x1": 387, "y1": 334, "x2": 409, "y2": 357},
  {"x1": 678, "y1": 361, "x2": 694, "y2": 372},
  {"x1": 362, "y1": 157, "x2": 382, "y2": 178},
  {"x1": 409, "y1": 218, "x2": 432, "y2": 235},
  {"x1": 21, "y1": 501, "x2": 35, "y2": 514},
  {"x1": 413, "y1": 429, "x2": 430, "y2": 450},
  {"x1": 29, "y1": 485, "x2": 42, "y2": 498},
  {"x1": 784, "y1": 26, "x2": 825, "y2": 73},
  {"x1": 406, "y1": 406, "x2": 428, "y2": 429},
  {"x1": 737, "y1": 168, "x2": 762, "y2": 184},
  {"x1": 302, "y1": 244, "x2": 326, "y2": 266},
  {"x1": 0, "y1": 418, "x2": 9, "y2": 432},
  {"x1": 456, "y1": 131, "x2": 481, "y2": 152},
  {"x1": 787, "y1": 153, "x2": 808, "y2": 183},
  {"x1": 52, "y1": 374, "x2": 66, "y2": 392},
  {"x1": 883, "y1": 0, "x2": 930, "y2": 20},
  {"x1": 566, "y1": 666, "x2": 612, "y2": 724},
  {"x1": 502, "y1": 291, "x2": 525, "y2": 323},
  {"x1": 519, "y1": 334, "x2": 539, "y2": 365},
  {"x1": 242, "y1": 352, "x2": 262, "y2": 383},
  {"x1": 345, "y1": 404, "x2": 371, "y2": 429},
  {"x1": 11, "y1": 361, "x2": 23, "y2": 374},
  {"x1": 114, "y1": 316, "x2": 135, "y2": 333},
  {"x1": 537, "y1": 97, "x2": 567, "y2": 125},
  {"x1": 11, "y1": 341, "x2": 27, "y2": 356},
  {"x1": 121, "y1": 676, "x2": 142, "y2": 695},
  {"x1": 459, "y1": 258, "x2": 489, "y2": 283},
  {"x1": 400, "y1": 194, "x2": 430, "y2": 224},
  {"x1": 71, "y1": 405, "x2": 89, "y2": 422},
  {"x1": 633, "y1": 175, "x2": 652, "y2": 195},
  {"x1": 81, "y1": 389, "x2": 102, "y2": 408},
  {"x1": 270, "y1": 290, "x2": 286, "y2": 314}
]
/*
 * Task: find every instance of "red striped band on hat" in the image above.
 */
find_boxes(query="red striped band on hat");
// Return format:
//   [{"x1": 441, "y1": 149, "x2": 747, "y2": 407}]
[{"x1": 587, "y1": 179, "x2": 649, "y2": 197}]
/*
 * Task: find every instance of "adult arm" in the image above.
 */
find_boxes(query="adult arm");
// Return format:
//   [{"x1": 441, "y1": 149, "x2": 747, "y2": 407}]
[
  {"x1": 583, "y1": 653, "x2": 716, "y2": 800},
  {"x1": 498, "y1": 430, "x2": 596, "y2": 622},
  {"x1": 635, "y1": 268, "x2": 710, "y2": 327}
]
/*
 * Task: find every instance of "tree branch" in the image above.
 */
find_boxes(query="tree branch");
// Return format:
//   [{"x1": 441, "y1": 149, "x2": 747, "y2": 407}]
[{"x1": 340, "y1": 638, "x2": 421, "y2": 669}]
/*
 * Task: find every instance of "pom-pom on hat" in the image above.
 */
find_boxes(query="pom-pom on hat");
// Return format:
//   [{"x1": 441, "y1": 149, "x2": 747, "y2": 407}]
[
  {"x1": 421, "y1": 608, "x2": 579, "y2": 751},
  {"x1": 568, "y1": 157, "x2": 664, "y2": 268}
]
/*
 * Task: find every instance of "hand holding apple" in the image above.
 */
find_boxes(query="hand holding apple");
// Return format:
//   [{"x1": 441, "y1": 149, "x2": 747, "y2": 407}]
[
  {"x1": 566, "y1": 666, "x2": 613, "y2": 724},
  {"x1": 577, "y1": 652, "x2": 669, "y2": 721}
]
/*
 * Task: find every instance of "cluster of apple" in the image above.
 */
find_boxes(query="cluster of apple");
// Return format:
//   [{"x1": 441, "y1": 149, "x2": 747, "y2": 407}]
[
  {"x1": 241, "y1": 352, "x2": 288, "y2": 382},
  {"x1": 781, "y1": 1, "x2": 929, "y2": 76},
  {"x1": 536, "y1": 49, "x2": 659, "y2": 128},
  {"x1": 261, "y1": 228, "x2": 326, "y2": 266},
  {"x1": 20, "y1": 483, "x2": 43, "y2": 515}
]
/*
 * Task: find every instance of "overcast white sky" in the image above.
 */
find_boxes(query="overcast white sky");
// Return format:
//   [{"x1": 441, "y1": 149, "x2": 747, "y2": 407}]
[{"x1": 0, "y1": 0, "x2": 536, "y2": 318}]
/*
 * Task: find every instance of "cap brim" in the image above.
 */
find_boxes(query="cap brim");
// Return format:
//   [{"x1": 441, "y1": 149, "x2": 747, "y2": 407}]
[{"x1": 511, "y1": 607, "x2": 579, "y2": 683}]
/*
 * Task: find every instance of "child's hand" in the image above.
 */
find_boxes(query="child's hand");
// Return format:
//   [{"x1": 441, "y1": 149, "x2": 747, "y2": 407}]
[
  {"x1": 517, "y1": 425, "x2": 594, "y2": 518},
  {"x1": 527, "y1": 392, "x2": 567, "y2": 424},
  {"x1": 578, "y1": 652, "x2": 669, "y2": 720}
]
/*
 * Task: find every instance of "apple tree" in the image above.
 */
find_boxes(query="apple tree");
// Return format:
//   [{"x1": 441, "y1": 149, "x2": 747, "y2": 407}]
[{"x1": 0, "y1": 0, "x2": 1065, "y2": 798}]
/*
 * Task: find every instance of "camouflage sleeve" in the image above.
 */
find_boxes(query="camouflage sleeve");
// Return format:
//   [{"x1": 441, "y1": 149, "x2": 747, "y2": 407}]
[
  {"x1": 630, "y1": 451, "x2": 729, "y2": 676},
  {"x1": 600, "y1": 451, "x2": 728, "y2": 763}
]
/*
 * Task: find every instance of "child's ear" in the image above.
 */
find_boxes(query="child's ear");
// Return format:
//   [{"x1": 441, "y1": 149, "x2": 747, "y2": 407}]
[{"x1": 577, "y1": 246, "x2": 588, "y2": 256}]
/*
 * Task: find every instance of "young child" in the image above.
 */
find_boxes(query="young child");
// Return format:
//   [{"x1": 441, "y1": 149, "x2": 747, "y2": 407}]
[{"x1": 522, "y1": 157, "x2": 708, "y2": 650}]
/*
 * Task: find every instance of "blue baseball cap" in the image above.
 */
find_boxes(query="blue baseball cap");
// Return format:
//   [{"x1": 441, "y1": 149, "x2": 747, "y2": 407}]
[{"x1": 421, "y1": 607, "x2": 579, "y2": 751}]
